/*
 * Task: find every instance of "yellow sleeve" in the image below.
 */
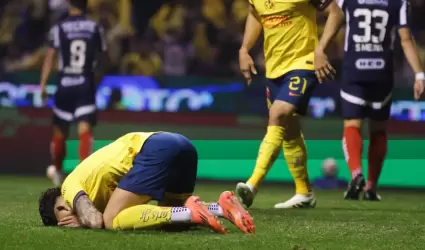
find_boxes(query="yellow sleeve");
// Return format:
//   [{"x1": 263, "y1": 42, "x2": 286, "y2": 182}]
[{"x1": 61, "y1": 175, "x2": 86, "y2": 209}]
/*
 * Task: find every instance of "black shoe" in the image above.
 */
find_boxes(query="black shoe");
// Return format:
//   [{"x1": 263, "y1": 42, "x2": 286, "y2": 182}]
[
  {"x1": 363, "y1": 190, "x2": 381, "y2": 201},
  {"x1": 344, "y1": 174, "x2": 365, "y2": 200}
]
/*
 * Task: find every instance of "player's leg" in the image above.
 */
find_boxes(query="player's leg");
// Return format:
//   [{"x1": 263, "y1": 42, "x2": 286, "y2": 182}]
[
  {"x1": 103, "y1": 187, "x2": 192, "y2": 230},
  {"x1": 236, "y1": 70, "x2": 317, "y2": 209},
  {"x1": 363, "y1": 90, "x2": 391, "y2": 201},
  {"x1": 49, "y1": 93, "x2": 72, "y2": 186},
  {"x1": 340, "y1": 82, "x2": 367, "y2": 199},
  {"x1": 48, "y1": 124, "x2": 69, "y2": 186},
  {"x1": 75, "y1": 102, "x2": 96, "y2": 162},
  {"x1": 110, "y1": 132, "x2": 225, "y2": 233},
  {"x1": 272, "y1": 71, "x2": 317, "y2": 208}
]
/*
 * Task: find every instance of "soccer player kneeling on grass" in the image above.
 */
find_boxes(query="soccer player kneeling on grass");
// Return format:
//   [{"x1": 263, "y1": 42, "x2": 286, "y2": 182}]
[{"x1": 38, "y1": 132, "x2": 254, "y2": 234}]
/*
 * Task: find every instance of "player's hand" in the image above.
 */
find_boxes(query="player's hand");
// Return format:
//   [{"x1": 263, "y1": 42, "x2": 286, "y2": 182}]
[
  {"x1": 40, "y1": 86, "x2": 48, "y2": 106},
  {"x1": 239, "y1": 49, "x2": 257, "y2": 85},
  {"x1": 314, "y1": 49, "x2": 336, "y2": 83},
  {"x1": 58, "y1": 215, "x2": 82, "y2": 228},
  {"x1": 414, "y1": 79, "x2": 424, "y2": 101}
]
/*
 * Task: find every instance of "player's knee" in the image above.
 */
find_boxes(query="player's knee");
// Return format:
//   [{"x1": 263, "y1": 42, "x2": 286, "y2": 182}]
[
  {"x1": 103, "y1": 213, "x2": 115, "y2": 229},
  {"x1": 52, "y1": 125, "x2": 69, "y2": 138},
  {"x1": 268, "y1": 101, "x2": 296, "y2": 125},
  {"x1": 369, "y1": 120, "x2": 388, "y2": 133},
  {"x1": 78, "y1": 121, "x2": 92, "y2": 134},
  {"x1": 344, "y1": 119, "x2": 362, "y2": 128},
  {"x1": 282, "y1": 116, "x2": 302, "y2": 141}
]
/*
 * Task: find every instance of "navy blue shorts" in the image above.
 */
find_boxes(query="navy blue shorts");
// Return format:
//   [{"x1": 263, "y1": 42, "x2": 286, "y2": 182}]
[
  {"x1": 52, "y1": 78, "x2": 97, "y2": 127},
  {"x1": 118, "y1": 132, "x2": 198, "y2": 201},
  {"x1": 340, "y1": 81, "x2": 392, "y2": 120},
  {"x1": 266, "y1": 70, "x2": 318, "y2": 115}
]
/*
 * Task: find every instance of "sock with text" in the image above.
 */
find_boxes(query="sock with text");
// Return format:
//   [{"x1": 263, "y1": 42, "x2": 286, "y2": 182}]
[
  {"x1": 79, "y1": 131, "x2": 93, "y2": 162},
  {"x1": 205, "y1": 202, "x2": 224, "y2": 217},
  {"x1": 247, "y1": 126, "x2": 285, "y2": 189},
  {"x1": 366, "y1": 131, "x2": 387, "y2": 191},
  {"x1": 282, "y1": 135, "x2": 311, "y2": 195},
  {"x1": 112, "y1": 205, "x2": 191, "y2": 230},
  {"x1": 343, "y1": 126, "x2": 363, "y2": 179},
  {"x1": 51, "y1": 135, "x2": 66, "y2": 171}
]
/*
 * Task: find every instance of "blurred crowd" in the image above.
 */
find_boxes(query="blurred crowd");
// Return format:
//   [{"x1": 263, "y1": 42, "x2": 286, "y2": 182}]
[{"x1": 1, "y1": 0, "x2": 425, "y2": 85}]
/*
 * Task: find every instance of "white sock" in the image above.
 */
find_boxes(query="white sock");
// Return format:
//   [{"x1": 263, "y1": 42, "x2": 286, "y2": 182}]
[
  {"x1": 246, "y1": 182, "x2": 256, "y2": 193},
  {"x1": 207, "y1": 203, "x2": 223, "y2": 217},
  {"x1": 170, "y1": 207, "x2": 192, "y2": 222}
]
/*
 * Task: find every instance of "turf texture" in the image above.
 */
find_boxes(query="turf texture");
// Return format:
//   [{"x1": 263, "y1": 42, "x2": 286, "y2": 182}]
[{"x1": 0, "y1": 176, "x2": 424, "y2": 250}]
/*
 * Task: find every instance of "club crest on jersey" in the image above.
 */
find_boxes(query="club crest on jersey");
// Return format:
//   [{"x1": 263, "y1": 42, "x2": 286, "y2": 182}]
[{"x1": 265, "y1": 0, "x2": 275, "y2": 9}]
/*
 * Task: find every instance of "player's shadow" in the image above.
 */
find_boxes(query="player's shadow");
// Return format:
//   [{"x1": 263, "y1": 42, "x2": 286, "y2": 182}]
[{"x1": 77, "y1": 224, "x2": 208, "y2": 235}]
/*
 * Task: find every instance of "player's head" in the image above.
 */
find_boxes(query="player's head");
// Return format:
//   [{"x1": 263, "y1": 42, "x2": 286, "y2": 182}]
[
  {"x1": 38, "y1": 187, "x2": 74, "y2": 226},
  {"x1": 67, "y1": 0, "x2": 88, "y2": 12}
]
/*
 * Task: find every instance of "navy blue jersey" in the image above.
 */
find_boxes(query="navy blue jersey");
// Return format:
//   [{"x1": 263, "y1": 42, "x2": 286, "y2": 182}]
[
  {"x1": 49, "y1": 15, "x2": 107, "y2": 88},
  {"x1": 338, "y1": 0, "x2": 409, "y2": 82}
]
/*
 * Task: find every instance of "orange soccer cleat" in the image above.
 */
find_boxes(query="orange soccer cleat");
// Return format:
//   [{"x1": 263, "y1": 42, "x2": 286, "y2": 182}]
[
  {"x1": 218, "y1": 191, "x2": 255, "y2": 234},
  {"x1": 185, "y1": 196, "x2": 227, "y2": 234}
]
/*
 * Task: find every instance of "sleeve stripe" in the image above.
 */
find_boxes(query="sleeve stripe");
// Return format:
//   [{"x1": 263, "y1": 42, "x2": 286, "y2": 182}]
[
  {"x1": 73, "y1": 190, "x2": 87, "y2": 209},
  {"x1": 53, "y1": 26, "x2": 60, "y2": 48},
  {"x1": 399, "y1": 0, "x2": 407, "y2": 26}
]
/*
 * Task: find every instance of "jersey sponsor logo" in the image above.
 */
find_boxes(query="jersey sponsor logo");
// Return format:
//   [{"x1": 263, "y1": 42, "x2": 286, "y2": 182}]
[
  {"x1": 262, "y1": 14, "x2": 292, "y2": 29},
  {"x1": 61, "y1": 76, "x2": 86, "y2": 87},
  {"x1": 355, "y1": 58, "x2": 385, "y2": 70},
  {"x1": 357, "y1": 0, "x2": 388, "y2": 6}
]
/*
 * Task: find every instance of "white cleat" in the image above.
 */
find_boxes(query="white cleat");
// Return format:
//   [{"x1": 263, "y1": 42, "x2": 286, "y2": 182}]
[
  {"x1": 274, "y1": 193, "x2": 317, "y2": 209},
  {"x1": 235, "y1": 182, "x2": 256, "y2": 208},
  {"x1": 46, "y1": 165, "x2": 64, "y2": 187}
]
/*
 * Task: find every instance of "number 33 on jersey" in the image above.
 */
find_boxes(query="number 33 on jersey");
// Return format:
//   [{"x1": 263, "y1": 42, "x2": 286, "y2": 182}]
[{"x1": 338, "y1": 0, "x2": 409, "y2": 81}]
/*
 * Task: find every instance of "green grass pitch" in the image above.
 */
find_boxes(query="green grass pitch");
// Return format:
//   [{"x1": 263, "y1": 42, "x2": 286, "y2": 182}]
[{"x1": 0, "y1": 176, "x2": 424, "y2": 250}]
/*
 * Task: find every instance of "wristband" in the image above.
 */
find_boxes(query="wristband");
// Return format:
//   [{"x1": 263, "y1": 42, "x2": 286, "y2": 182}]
[{"x1": 415, "y1": 72, "x2": 425, "y2": 80}]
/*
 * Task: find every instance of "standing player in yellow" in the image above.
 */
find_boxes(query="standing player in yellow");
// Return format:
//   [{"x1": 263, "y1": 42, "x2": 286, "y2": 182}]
[
  {"x1": 38, "y1": 132, "x2": 254, "y2": 234},
  {"x1": 236, "y1": 0, "x2": 344, "y2": 208}
]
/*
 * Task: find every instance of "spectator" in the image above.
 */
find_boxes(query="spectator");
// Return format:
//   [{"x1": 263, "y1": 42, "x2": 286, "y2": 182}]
[
  {"x1": 120, "y1": 38, "x2": 162, "y2": 76},
  {"x1": 162, "y1": 28, "x2": 194, "y2": 76}
]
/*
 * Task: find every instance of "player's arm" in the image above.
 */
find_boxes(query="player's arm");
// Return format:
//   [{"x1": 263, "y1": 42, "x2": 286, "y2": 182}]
[
  {"x1": 313, "y1": 0, "x2": 345, "y2": 83},
  {"x1": 399, "y1": 28, "x2": 424, "y2": 78},
  {"x1": 397, "y1": 0, "x2": 424, "y2": 100},
  {"x1": 95, "y1": 25, "x2": 110, "y2": 85},
  {"x1": 74, "y1": 194, "x2": 104, "y2": 229},
  {"x1": 239, "y1": 4, "x2": 262, "y2": 84},
  {"x1": 40, "y1": 25, "x2": 59, "y2": 104},
  {"x1": 61, "y1": 177, "x2": 103, "y2": 229}
]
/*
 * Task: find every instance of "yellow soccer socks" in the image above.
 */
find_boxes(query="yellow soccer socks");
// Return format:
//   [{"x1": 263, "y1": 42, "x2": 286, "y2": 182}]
[
  {"x1": 112, "y1": 205, "x2": 191, "y2": 230},
  {"x1": 282, "y1": 135, "x2": 311, "y2": 195},
  {"x1": 247, "y1": 126, "x2": 285, "y2": 189}
]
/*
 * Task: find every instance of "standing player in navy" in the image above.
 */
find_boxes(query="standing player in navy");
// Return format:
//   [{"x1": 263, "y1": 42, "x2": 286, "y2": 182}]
[
  {"x1": 40, "y1": 0, "x2": 107, "y2": 186},
  {"x1": 338, "y1": 0, "x2": 424, "y2": 200}
]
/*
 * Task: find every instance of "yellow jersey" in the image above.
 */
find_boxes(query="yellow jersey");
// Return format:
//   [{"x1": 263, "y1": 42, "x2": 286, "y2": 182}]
[
  {"x1": 61, "y1": 132, "x2": 156, "y2": 212},
  {"x1": 249, "y1": 0, "x2": 319, "y2": 79}
]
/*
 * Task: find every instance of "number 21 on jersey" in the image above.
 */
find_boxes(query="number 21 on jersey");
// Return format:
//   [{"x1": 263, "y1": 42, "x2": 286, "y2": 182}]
[
  {"x1": 353, "y1": 9, "x2": 389, "y2": 43},
  {"x1": 70, "y1": 40, "x2": 87, "y2": 68}
]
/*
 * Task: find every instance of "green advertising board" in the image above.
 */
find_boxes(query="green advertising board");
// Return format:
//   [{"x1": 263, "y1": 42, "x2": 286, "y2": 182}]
[{"x1": 64, "y1": 140, "x2": 425, "y2": 188}]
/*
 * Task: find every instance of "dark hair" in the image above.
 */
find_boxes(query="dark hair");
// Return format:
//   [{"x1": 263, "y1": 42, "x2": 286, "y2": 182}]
[
  {"x1": 39, "y1": 187, "x2": 62, "y2": 226},
  {"x1": 69, "y1": 0, "x2": 88, "y2": 12}
]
